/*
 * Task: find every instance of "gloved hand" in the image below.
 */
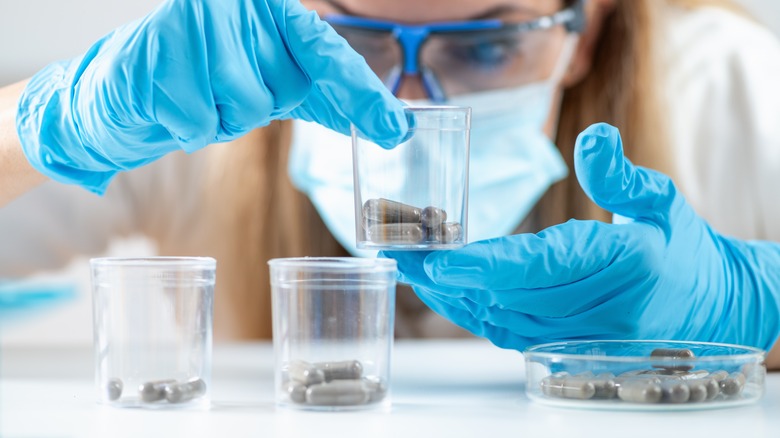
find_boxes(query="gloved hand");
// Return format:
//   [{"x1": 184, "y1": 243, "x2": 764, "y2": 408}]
[
  {"x1": 16, "y1": 0, "x2": 407, "y2": 194},
  {"x1": 383, "y1": 123, "x2": 780, "y2": 352}
]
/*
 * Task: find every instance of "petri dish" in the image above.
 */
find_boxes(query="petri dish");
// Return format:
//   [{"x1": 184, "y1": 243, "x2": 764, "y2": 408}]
[{"x1": 524, "y1": 340, "x2": 765, "y2": 411}]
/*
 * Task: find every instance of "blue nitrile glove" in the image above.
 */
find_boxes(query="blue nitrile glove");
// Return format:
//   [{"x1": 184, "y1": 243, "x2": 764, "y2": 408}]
[
  {"x1": 383, "y1": 123, "x2": 780, "y2": 352},
  {"x1": 16, "y1": 0, "x2": 407, "y2": 194}
]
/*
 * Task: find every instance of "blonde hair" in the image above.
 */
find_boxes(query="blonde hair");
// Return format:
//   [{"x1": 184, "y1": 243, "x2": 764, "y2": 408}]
[
  {"x1": 199, "y1": 0, "x2": 741, "y2": 339},
  {"x1": 534, "y1": 0, "x2": 668, "y2": 226},
  {"x1": 535, "y1": 0, "x2": 745, "y2": 227},
  {"x1": 200, "y1": 122, "x2": 347, "y2": 340}
]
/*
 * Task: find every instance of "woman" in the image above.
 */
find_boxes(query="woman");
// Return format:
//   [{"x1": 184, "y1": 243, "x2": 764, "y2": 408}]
[{"x1": 0, "y1": 0, "x2": 778, "y2": 367}]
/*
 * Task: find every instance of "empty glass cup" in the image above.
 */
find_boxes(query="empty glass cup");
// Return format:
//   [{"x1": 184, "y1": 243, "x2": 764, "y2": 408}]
[
  {"x1": 269, "y1": 257, "x2": 396, "y2": 411},
  {"x1": 353, "y1": 106, "x2": 471, "y2": 250},
  {"x1": 91, "y1": 257, "x2": 215, "y2": 409}
]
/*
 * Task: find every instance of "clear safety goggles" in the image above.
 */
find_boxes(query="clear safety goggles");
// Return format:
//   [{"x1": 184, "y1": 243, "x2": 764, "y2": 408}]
[{"x1": 324, "y1": 0, "x2": 585, "y2": 102}]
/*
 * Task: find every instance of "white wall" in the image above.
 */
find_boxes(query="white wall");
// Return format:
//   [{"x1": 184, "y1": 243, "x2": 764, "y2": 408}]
[
  {"x1": 1, "y1": 1, "x2": 165, "y2": 347},
  {"x1": 0, "y1": 0, "x2": 164, "y2": 85},
  {"x1": 736, "y1": 0, "x2": 780, "y2": 32}
]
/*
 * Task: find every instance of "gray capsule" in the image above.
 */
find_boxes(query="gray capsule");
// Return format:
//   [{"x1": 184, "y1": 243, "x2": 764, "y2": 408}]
[
  {"x1": 165, "y1": 378, "x2": 207, "y2": 404},
  {"x1": 583, "y1": 372, "x2": 617, "y2": 399},
  {"x1": 362, "y1": 198, "x2": 421, "y2": 224},
  {"x1": 617, "y1": 380, "x2": 663, "y2": 403},
  {"x1": 661, "y1": 380, "x2": 690, "y2": 403},
  {"x1": 104, "y1": 378, "x2": 123, "y2": 401},
  {"x1": 720, "y1": 372, "x2": 746, "y2": 396},
  {"x1": 437, "y1": 222, "x2": 463, "y2": 244},
  {"x1": 284, "y1": 381, "x2": 307, "y2": 404},
  {"x1": 540, "y1": 375, "x2": 596, "y2": 400},
  {"x1": 363, "y1": 376, "x2": 388, "y2": 403},
  {"x1": 288, "y1": 360, "x2": 326, "y2": 386},
  {"x1": 685, "y1": 380, "x2": 708, "y2": 402},
  {"x1": 367, "y1": 223, "x2": 424, "y2": 244},
  {"x1": 314, "y1": 360, "x2": 363, "y2": 381},
  {"x1": 421, "y1": 206, "x2": 447, "y2": 230},
  {"x1": 709, "y1": 370, "x2": 729, "y2": 382},
  {"x1": 305, "y1": 380, "x2": 370, "y2": 406},
  {"x1": 700, "y1": 378, "x2": 720, "y2": 401},
  {"x1": 674, "y1": 370, "x2": 709, "y2": 380},
  {"x1": 139, "y1": 379, "x2": 176, "y2": 403},
  {"x1": 650, "y1": 348, "x2": 695, "y2": 371},
  {"x1": 614, "y1": 375, "x2": 664, "y2": 386}
]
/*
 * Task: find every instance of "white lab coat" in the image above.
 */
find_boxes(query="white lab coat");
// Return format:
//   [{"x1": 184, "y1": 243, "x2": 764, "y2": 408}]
[{"x1": 2, "y1": 6, "x2": 780, "y2": 274}]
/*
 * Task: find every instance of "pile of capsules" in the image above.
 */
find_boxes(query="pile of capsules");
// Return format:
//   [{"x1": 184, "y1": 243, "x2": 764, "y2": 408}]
[
  {"x1": 362, "y1": 198, "x2": 463, "y2": 245},
  {"x1": 540, "y1": 348, "x2": 755, "y2": 404},
  {"x1": 283, "y1": 359, "x2": 387, "y2": 406},
  {"x1": 103, "y1": 377, "x2": 207, "y2": 404}
]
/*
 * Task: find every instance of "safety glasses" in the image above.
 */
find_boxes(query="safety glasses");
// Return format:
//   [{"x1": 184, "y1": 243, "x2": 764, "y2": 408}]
[{"x1": 325, "y1": 0, "x2": 585, "y2": 102}]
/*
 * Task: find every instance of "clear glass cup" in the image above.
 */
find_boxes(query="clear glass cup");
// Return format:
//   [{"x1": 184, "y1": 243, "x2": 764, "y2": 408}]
[
  {"x1": 90, "y1": 257, "x2": 215, "y2": 409},
  {"x1": 353, "y1": 106, "x2": 471, "y2": 250},
  {"x1": 269, "y1": 257, "x2": 397, "y2": 411}
]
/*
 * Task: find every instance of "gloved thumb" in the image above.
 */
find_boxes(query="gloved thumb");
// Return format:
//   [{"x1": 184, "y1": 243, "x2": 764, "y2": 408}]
[{"x1": 574, "y1": 123, "x2": 677, "y2": 225}]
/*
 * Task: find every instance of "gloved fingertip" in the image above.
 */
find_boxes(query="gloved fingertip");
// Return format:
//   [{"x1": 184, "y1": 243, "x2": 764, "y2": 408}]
[
  {"x1": 575, "y1": 122, "x2": 618, "y2": 152},
  {"x1": 574, "y1": 122, "x2": 627, "y2": 205},
  {"x1": 371, "y1": 102, "x2": 410, "y2": 150}
]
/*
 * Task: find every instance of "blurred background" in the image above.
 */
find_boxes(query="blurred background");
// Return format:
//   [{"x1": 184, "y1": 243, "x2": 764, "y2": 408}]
[{"x1": 1, "y1": 0, "x2": 779, "y2": 347}]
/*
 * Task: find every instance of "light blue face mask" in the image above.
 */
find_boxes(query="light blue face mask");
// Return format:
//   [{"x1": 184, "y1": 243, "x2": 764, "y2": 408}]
[{"x1": 288, "y1": 81, "x2": 569, "y2": 256}]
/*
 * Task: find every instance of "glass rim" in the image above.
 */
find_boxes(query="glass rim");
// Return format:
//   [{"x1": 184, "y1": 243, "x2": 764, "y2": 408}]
[
  {"x1": 523, "y1": 340, "x2": 765, "y2": 363},
  {"x1": 268, "y1": 257, "x2": 397, "y2": 273},
  {"x1": 403, "y1": 105, "x2": 470, "y2": 113},
  {"x1": 90, "y1": 256, "x2": 216, "y2": 269}
]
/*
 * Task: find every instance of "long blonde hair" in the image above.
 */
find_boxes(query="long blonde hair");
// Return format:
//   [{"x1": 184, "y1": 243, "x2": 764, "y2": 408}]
[
  {"x1": 536, "y1": 0, "x2": 745, "y2": 227},
  {"x1": 199, "y1": 0, "x2": 740, "y2": 339}
]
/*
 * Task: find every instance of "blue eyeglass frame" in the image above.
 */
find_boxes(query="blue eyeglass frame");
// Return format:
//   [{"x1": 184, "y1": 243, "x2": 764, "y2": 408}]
[{"x1": 325, "y1": 0, "x2": 585, "y2": 102}]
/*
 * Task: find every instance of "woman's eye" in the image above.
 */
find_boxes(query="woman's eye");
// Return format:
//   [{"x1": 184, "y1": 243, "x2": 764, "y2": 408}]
[{"x1": 446, "y1": 38, "x2": 521, "y2": 68}]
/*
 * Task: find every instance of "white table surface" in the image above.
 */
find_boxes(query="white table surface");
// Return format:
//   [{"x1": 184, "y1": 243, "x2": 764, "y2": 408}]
[{"x1": 1, "y1": 339, "x2": 778, "y2": 438}]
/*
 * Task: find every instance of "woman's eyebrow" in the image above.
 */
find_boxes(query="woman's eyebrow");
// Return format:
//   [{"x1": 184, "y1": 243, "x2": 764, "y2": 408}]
[
  {"x1": 323, "y1": 1, "x2": 539, "y2": 20},
  {"x1": 323, "y1": 0, "x2": 352, "y2": 14}
]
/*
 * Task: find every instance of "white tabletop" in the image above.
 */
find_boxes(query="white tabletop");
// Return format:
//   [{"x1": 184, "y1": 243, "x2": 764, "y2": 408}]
[{"x1": 1, "y1": 339, "x2": 778, "y2": 438}]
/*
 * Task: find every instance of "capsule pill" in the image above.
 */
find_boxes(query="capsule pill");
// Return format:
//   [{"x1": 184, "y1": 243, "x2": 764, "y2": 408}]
[
  {"x1": 435, "y1": 222, "x2": 463, "y2": 244},
  {"x1": 650, "y1": 348, "x2": 695, "y2": 371},
  {"x1": 285, "y1": 381, "x2": 307, "y2": 404},
  {"x1": 703, "y1": 378, "x2": 720, "y2": 400},
  {"x1": 139, "y1": 379, "x2": 176, "y2": 403},
  {"x1": 104, "y1": 378, "x2": 123, "y2": 401},
  {"x1": 314, "y1": 360, "x2": 364, "y2": 381},
  {"x1": 720, "y1": 372, "x2": 746, "y2": 396},
  {"x1": 541, "y1": 375, "x2": 596, "y2": 400},
  {"x1": 367, "y1": 223, "x2": 424, "y2": 244},
  {"x1": 617, "y1": 380, "x2": 663, "y2": 403},
  {"x1": 362, "y1": 198, "x2": 421, "y2": 224},
  {"x1": 685, "y1": 380, "x2": 709, "y2": 403},
  {"x1": 421, "y1": 206, "x2": 447, "y2": 230},
  {"x1": 363, "y1": 376, "x2": 388, "y2": 403},
  {"x1": 661, "y1": 380, "x2": 690, "y2": 403},
  {"x1": 288, "y1": 360, "x2": 326, "y2": 386},
  {"x1": 305, "y1": 380, "x2": 370, "y2": 406},
  {"x1": 165, "y1": 378, "x2": 207, "y2": 404}
]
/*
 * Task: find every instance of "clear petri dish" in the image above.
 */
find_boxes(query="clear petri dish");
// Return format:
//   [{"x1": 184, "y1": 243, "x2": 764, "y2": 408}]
[{"x1": 524, "y1": 340, "x2": 765, "y2": 411}]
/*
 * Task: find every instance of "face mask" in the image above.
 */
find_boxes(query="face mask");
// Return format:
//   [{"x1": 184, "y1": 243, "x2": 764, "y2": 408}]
[{"x1": 288, "y1": 82, "x2": 568, "y2": 256}]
